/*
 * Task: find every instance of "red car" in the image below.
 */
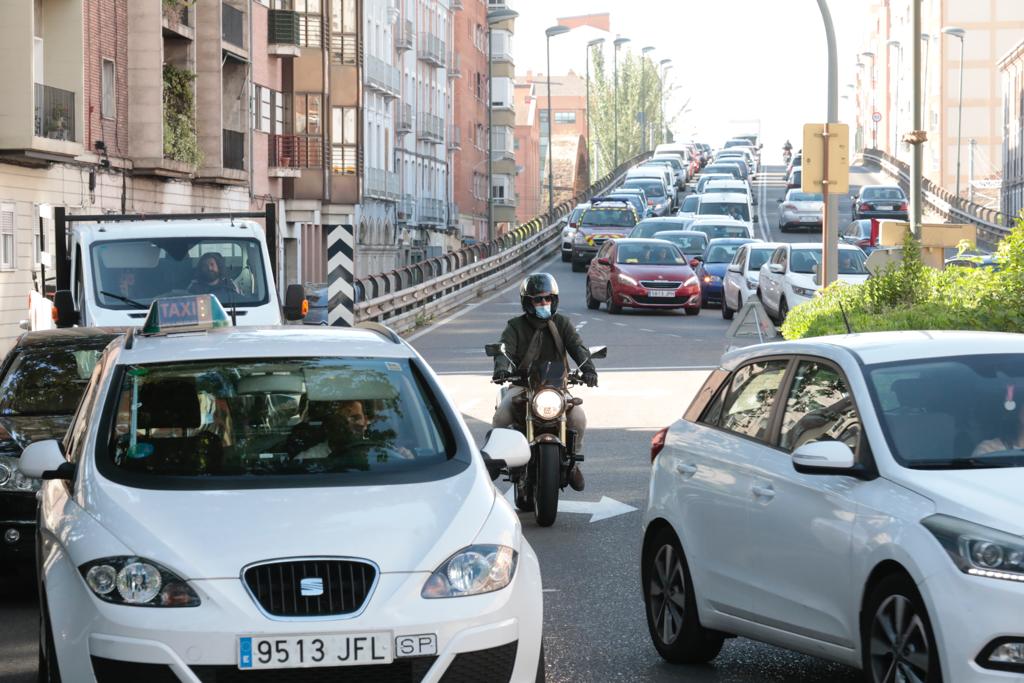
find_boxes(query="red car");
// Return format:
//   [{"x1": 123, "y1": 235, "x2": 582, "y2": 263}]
[{"x1": 584, "y1": 238, "x2": 701, "y2": 315}]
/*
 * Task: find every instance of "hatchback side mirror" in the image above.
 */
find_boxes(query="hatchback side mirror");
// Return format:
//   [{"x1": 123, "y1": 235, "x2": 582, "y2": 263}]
[
  {"x1": 481, "y1": 428, "x2": 530, "y2": 480},
  {"x1": 791, "y1": 440, "x2": 870, "y2": 478},
  {"x1": 596, "y1": 257, "x2": 611, "y2": 266},
  {"x1": 768, "y1": 263, "x2": 785, "y2": 274},
  {"x1": 727, "y1": 263, "x2": 742, "y2": 273}
]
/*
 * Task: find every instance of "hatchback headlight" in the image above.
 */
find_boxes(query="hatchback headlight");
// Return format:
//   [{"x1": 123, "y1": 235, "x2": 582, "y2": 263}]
[
  {"x1": 79, "y1": 557, "x2": 201, "y2": 606},
  {"x1": 1, "y1": 455, "x2": 40, "y2": 493},
  {"x1": 923, "y1": 515, "x2": 1024, "y2": 583},
  {"x1": 617, "y1": 273, "x2": 639, "y2": 287},
  {"x1": 531, "y1": 389, "x2": 564, "y2": 421},
  {"x1": 683, "y1": 276, "x2": 699, "y2": 288},
  {"x1": 792, "y1": 285, "x2": 817, "y2": 297},
  {"x1": 422, "y1": 545, "x2": 518, "y2": 598}
]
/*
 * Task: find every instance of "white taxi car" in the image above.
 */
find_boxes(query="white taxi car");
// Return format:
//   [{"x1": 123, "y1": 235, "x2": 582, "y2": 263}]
[
  {"x1": 21, "y1": 295, "x2": 542, "y2": 682},
  {"x1": 643, "y1": 332, "x2": 1024, "y2": 682}
]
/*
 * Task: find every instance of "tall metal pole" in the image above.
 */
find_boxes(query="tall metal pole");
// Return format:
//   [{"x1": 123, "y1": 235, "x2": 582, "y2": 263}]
[
  {"x1": 586, "y1": 47, "x2": 592, "y2": 183},
  {"x1": 487, "y1": 26, "x2": 493, "y2": 242},
  {"x1": 546, "y1": 36, "x2": 554, "y2": 218},
  {"x1": 954, "y1": 34, "x2": 965, "y2": 201},
  {"x1": 968, "y1": 138, "x2": 976, "y2": 203},
  {"x1": 641, "y1": 47, "x2": 655, "y2": 152},
  {"x1": 888, "y1": 41, "x2": 902, "y2": 154},
  {"x1": 613, "y1": 44, "x2": 619, "y2": 168},
  {"x1": 817, "y1": 0, "x2": 839, "y2": 287},
  {"x1": 910, "y1": 2, "x2": 923, "y2": 236}
]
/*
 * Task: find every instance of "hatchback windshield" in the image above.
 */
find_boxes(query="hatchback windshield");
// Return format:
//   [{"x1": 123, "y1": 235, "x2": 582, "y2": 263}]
[
  {"x1": 748, "y1": 247, "x2": 775, "y2": 271},
  {"x1": 790, "y1": 249, "x2": 869, "y2": 274},
  {"x1": 623, "y1": 180, "x2": 666, "y2": 198},
  {"x1": 0, "y1": 346, "x2": 106, "y2": 416},
  {"x1": 868, "y1": 354, "x2": 1024, "y2": 469},
  {"x1": 582, "y1": 208, "x2": 636, "y2": 228},
  {"x1": 103, "y1": 358, "x2": 457, "y2": 485},
  {"x1": 704, "y1": 244, "x2": 742, "y2": 264},
  {"x1": 680, "y1": 196, "x2": 700, "y2": 212},
  {"x1": 698, "y1": 202, "x2": 750, "y2": 221},
  {"x1": 653, "y1": 232, "x2": 706, "y2": 254},
  {"x1": 616, "y1": 243, "x2": 685, "y2": 266},
  {"x1": 92, "y1": 238, "x2": 269, "y2": 310}
]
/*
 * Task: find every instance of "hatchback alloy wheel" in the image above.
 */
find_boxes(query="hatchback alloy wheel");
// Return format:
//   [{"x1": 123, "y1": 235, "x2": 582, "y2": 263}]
[
  {"x1": 869, "y1": 595, "x2": 931, "y2": 683},
  {"x1": 649, "y1": 544, "x2": 687, "y2": 645}
]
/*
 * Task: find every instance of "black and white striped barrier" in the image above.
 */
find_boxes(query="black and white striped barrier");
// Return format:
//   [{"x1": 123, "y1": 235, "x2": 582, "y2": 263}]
[{"x1": 327, "y1": 224, "x2": 355, "y2": 327}]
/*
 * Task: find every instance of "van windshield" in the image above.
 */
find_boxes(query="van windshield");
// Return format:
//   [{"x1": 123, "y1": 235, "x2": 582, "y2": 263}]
[
  {"x1": 698, "y1": 202, "x2": 750, "y2": 221},
  {"x1": 91, "y1": 238, "x2": 270, "y2": 310}
]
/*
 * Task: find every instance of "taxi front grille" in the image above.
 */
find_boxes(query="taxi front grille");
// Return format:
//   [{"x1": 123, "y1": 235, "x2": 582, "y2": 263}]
[{"x1": 243, "y1": 558, "x2": 376, "y2": 618}]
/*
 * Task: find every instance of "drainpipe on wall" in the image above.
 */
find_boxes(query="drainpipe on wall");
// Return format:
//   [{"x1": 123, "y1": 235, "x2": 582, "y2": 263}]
[
  {"x1": 321, "y1": 0, "x2": 330, "y2": 204},
  {"x1": 247, "y1": 0, "x2": 255, "y2": 202}
]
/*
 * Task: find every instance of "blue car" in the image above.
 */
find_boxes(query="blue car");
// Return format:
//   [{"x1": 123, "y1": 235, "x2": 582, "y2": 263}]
[{"x1": 694, "y1": 237, "x2": 759, "y2": 308}]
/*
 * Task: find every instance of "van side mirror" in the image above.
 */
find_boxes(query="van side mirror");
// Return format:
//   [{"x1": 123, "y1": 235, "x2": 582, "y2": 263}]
[
  {"x1": 53, "y1": 290, "x2": 79, "y2": 328},
  {"x1": 283, "y1": 284, "x2": 308, "y2": 322}
]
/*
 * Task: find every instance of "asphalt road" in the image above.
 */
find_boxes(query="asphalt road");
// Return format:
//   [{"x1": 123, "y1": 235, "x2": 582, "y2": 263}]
[{"x1": 0, "y1": 162, "x2": 892, "y2": 682}]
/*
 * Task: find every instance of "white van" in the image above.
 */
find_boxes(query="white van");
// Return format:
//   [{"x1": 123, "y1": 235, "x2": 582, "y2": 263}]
[{"x1": 694, "y1": 192, "x2": 757, "y2": 236}]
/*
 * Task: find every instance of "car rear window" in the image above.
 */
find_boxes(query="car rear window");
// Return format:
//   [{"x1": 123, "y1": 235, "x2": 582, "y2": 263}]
[
  {"x1": 693, "y1": 223, "x2": 750, "y2": 239},
  {"x1": 581, "y1": 208, "x2": 637, "y2": 228},
  {"x1": 623, "y1": 180, "x2": 666, "y2": 198},
  {"x1": 863, "y1": 188, "x2": 906, "y2": 201},
  {"x1": 788, "y1": 192, "x2": 823, "y2": 202},
  {"x1": 100, "y1": 358, "x2": 461, "y2": 488},
  {"x1": 680, "y1": 195, "x2": 700, "y2": 212},
  {"x1": 698, "y1": 202, "x2": 750, "y2": 221},
  {"x1": 0, "y1": 345, "x2": 107, "y2": 416}
]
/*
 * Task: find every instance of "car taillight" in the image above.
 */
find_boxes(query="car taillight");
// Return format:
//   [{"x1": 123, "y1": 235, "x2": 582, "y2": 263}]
[
  {"x1": 647, "y1": 199, "x2": 655, "y2": 206},
  {"x1": 782, "y1": 203, "x2": 797, "y2": 211},
  {"x1": 859, "y1": 203, "x2": 872, "y2": 211},
  {"x1": 651, "y1": 426, "x2": 669, "y2": 462},
  {"x1": 898, "y1": 201, "x2": 908, "y2": 210},
  {"x1": 856, "y1": 238, "x2": 871, "y2": 247}
]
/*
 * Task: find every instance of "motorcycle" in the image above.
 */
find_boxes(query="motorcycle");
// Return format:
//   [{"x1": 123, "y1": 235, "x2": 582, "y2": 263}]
[{"x1": 484, "y1": 342, "x2": 607, "y2": 527}]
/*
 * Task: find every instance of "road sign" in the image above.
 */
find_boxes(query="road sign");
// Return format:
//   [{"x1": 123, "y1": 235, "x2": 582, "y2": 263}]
[
  {"x1": 725, "y1": 299, "x2": 778, "y2": 342},
  {"x1": 802, "y1": 122, "x2": 850, "y2": 195},
  {"x1": 872, "y1": 112, "x2": 882, "y2": 123}
]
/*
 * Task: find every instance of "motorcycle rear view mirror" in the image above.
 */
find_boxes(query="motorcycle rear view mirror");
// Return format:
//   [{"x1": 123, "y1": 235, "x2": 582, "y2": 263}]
[
  {"x1": 588, "y1": 346, "x2": 608, "y2": 360},
  {"x1": 484, "y1": 343, "x2": 506, "y2": 358}
]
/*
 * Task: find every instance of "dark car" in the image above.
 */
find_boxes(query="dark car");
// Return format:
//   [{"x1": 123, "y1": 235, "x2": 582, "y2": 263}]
[
  {"x1": 584, "y1": 238, "x2": 701, "y2": 315},
  {"x1": 839, "y1": 219, "x2": 880, "y2": 254},
  {"x1": 0, "y1": 328, "x2": 119, "y2": 571},
  {"x1": 693, "y1": 237, "x2": 759, "y2": 307},
  {"x1": 621, "y1": 178, "x2": 672, "y2": 217},
  {"x1": 852, "y1": 185, "x2": 909, "y2": 221},
  {"x1": 571, "y1": 199, "x2": 639, "y2": 272},
  {"x1": 629, "y1": 216, "x2": 698, "y2": 238},
  {"x1": 599, "y1": 192, "x2": 648, "y2": 221}
]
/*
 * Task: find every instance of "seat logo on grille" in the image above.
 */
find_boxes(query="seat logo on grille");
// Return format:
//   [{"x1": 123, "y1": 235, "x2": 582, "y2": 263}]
[{"x1": 299, "y1": 577, "x2": 324, "y2": 597}]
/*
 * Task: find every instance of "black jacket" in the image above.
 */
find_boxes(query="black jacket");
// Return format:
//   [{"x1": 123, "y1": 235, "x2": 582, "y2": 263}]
[{"x1": 494, "y1": 313, "x2": 596, "y2": 377}]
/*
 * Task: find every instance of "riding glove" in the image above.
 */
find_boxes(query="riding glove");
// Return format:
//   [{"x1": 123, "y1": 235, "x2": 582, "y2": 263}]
[{"x1": 582, "y1": 371, "x2": 599, "y2": 388}]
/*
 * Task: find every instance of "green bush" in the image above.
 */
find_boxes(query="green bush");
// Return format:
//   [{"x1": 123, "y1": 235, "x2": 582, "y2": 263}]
[
  {"x1": 163, "y1": 64, "x2": 203, "y2": 167},
  {"x1": 781, "y1": 220, "x2": 1024, "y2": 339}
]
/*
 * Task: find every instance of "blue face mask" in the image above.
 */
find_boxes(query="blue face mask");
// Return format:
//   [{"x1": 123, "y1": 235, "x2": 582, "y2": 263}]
[{"x1": 534, "y1": 304, "x2": 552, "y2": 320}]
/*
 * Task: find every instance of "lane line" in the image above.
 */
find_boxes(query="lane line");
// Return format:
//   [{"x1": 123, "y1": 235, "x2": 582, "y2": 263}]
[
  {"x1": 406, "y1": 253, "x2": 559, "y2": 342},
  {"x1": 639, "y1": 328, "x2": 654, "y2": 333}
]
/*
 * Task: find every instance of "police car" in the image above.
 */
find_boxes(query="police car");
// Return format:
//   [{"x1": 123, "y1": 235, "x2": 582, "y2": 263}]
[{"x1": 21, "y1": 295, "x2": 543, "y2": 682}]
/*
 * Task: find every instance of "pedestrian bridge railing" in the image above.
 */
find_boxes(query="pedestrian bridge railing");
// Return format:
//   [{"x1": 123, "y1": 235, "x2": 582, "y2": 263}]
[{"x1": 353, "y1": 152, "x2": 652, "y2": 334}]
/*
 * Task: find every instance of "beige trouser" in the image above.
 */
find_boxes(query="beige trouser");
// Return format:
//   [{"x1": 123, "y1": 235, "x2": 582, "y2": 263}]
[{"x1": 491, "y1": 386, "x2": 587, "y2": 454}]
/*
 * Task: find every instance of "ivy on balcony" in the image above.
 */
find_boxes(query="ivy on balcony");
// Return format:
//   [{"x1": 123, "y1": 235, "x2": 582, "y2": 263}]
[{"x1": 162, "y1": 64, "x2": 203, "y2": 167}]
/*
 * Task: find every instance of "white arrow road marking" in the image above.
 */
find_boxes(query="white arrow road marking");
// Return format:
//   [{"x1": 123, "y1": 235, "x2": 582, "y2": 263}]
[
  {"x1": 575, "y1": 320, "x2": 588, "y2": 332},
  {"x1": 502, "y1": 487, "x2": 637, "y2": 523}
]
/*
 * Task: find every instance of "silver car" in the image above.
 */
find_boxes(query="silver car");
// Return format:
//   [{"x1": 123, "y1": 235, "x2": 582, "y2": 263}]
[{"x1": 777, "y1": 190, "x2": 823, "y2": 232}]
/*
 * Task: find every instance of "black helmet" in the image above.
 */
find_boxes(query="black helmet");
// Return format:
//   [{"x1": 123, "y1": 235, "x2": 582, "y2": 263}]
[{"x1": 520, "y1": 273, "x2": 560, "y2": 317}]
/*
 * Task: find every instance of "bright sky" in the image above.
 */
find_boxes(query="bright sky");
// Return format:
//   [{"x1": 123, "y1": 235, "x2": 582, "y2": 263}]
[{"x1": 513, "y1": 0, "x2": 865, "y2": 155}]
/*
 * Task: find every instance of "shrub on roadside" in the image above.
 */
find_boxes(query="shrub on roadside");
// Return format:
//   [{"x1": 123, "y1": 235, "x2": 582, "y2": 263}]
[{"x1": 781, "y1": 219, "x2": 1024, "y2": 339}]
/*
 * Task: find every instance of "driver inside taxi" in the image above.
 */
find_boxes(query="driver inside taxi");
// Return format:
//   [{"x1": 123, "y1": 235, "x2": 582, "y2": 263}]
[{"x1": 291, "y1": 399, "x2": 413, "y2": 466}]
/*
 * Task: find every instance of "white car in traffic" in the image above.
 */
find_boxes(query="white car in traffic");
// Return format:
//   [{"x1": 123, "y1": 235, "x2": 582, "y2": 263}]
[
  {"x1": 757, "y1": 242, "x2": 869, "y2": 322},
  {"x1": 22, "y1": 296, "x2": 543, "y2": 682},
  {"x1": 721, "y1": 241, "x2": 783, "y2": 320},
  {"x1": 643, "y1": 331, "x2": 1024, "y2": 682}
]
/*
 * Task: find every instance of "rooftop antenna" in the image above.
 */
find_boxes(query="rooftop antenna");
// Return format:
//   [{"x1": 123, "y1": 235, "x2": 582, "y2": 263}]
[{"x1": 838, "y1": 299, "x2": 854, "y2": 334}]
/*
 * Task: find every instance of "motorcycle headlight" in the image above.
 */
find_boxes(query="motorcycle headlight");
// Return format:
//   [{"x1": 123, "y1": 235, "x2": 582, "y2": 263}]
[
  {"x1": 79, "y1": 557, "x2": 201, "y2": 607},
  {"x1": 531, "y1": 389, "x2": 565, "y2": 420},
  {"x1": 923, "y1": 515, "x2": 1024, "y2": 583},
  {"x1": 683, "y1": 276, "x2": 699, "y2": 288},
  {"x1": 617, "y1": 273, "x2": 639, "y2": 287},
  {"x1": 1, "y1": 455, "x2": 41, "y2": 493},
  {"x1": 421, "y1": 545, "x2": 518, "y2": 598},
  {"x1": 791, "y1": 285, "x2": 818, "y2": 297}
]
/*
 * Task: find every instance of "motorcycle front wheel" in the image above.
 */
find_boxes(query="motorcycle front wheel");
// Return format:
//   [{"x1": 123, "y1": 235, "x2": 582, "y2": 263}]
[{"x1": 533, "y1": 443, "x2": 561, "y2": 527}]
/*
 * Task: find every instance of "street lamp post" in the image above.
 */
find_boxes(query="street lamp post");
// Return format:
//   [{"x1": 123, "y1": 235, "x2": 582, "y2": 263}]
[
  {"x1": 485, "y1": 7, "x2": 518, "y2": 242},
  {"x1": 815, "y1": 0, "x2": 839, "y2": 287},
  {"x1": 659, "y1": 59, "x2": 672, "y2": 144},
  {"x1": 641, "y1": 46, "x2": 655, "y2": 151},
  {"x1": 861, "y1": 51, "x2": 877, "y2": 148},
  {"x1": 942, "y1": 26, "x2": 967, "y2": 202},
  {"x1": 585, "y1": 38, "x2": 604, "y2": 184},
  {"x1": 613, "y1": 36, "x2": 630, "y2": 168},
  {"x1": 545, "y1": 25, "x2": 570, "y2": 219},
  {"x1": 887, "y1": 40, "x2": 902, "y2": 155}
]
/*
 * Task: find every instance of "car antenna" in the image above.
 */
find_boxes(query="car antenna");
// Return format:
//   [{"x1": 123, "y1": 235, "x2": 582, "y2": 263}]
[{"x1": 838, "y1": 299, "x2": 854, "y2": 334}]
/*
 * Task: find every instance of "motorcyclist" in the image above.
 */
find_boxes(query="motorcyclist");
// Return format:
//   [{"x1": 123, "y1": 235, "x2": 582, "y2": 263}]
[
  {"x1": 492, "y1": 273, "x2": 596, "y2": 491},
  {"x1": 783, "y1": 139, "x2": 793, "y2": 152}
]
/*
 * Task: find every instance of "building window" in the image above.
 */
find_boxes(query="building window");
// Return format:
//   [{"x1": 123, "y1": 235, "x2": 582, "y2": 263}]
[
  {"x1": 0, "y1": 203, "x2": 15, "y2": 271},
  {"x1": 555, "y1": 111, "x2": 576, "y2": 124},
  {"x1": 331, "y1": 105, "x2": 357, "y2": 175},
  {"x1": 295, "y1": 0, "x2": 322, "y2": 48},
  {"x1": 101, "y1": 59, "x2": 116, "y2": 119},
  {"x1": 330, "y1": 0, "x2": 357, "y2": 64},
  {"x1": 294, "y1": 92, "x2": 321, "y2": 135}
]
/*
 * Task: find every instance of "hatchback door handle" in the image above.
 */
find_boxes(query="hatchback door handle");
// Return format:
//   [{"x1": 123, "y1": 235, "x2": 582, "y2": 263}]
[
  {"x1": 675, "y1": 463, "x2": 698, "y2": 477},
  {"x1": 751, "y1": 485, "x2": 776, "y2": 500}
]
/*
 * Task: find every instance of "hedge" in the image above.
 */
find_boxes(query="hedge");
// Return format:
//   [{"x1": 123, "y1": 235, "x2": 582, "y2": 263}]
[{"x1": 781, "y1": 219, "x2": 1024, "y2": 339}]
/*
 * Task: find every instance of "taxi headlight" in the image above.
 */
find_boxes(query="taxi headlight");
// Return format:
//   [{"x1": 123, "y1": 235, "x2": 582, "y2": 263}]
[
  {"x1": 531, "y1": 389, "x2": 564, "y2": 421},
  {"x1": 79, "y1": 557, "x2": 201, "y2": 607},
  {"x1": 1, "y1": 455, "x2": 41, "y2": 493},
  {"x1": 421, "y1": 545, "x2": 518, "y2": 598}
]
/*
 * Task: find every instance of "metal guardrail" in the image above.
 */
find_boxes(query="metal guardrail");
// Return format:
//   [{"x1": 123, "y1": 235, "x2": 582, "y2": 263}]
[
  {"x1": 353, "y1": 152, "x2": 653, "y2": 333},
  {"x1": 860, "y1": 148, "x2": 1012, "y2": 244}
]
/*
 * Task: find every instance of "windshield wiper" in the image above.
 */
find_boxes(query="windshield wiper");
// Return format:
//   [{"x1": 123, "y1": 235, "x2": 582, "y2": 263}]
[
  {"x1": 100, "y1": 291, "x2": 148, "y2": 310},
  {"x1": 909, "y1": 455, "x2": 1024, "y2": 470}
]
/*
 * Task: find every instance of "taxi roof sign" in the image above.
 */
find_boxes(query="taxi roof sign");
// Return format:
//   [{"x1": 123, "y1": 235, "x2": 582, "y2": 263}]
[{"x1": 141, "y1": 294, "x2": 230, "y2": 335}]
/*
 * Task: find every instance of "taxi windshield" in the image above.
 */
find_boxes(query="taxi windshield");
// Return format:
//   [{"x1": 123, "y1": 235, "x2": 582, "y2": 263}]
[
  {"x1": 101, "y1": 358, "x2": 459, "y2": 487},
  {"x1": 91, "y1": 238, "x2": 269, "y2": 311},
  {"x1": 581, "y1": 208, "x2": 636, "y2": 228}
]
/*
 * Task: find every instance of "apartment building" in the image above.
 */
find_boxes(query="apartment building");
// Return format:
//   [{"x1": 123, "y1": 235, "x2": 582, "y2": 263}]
[
  {"x1": 856, "y1": 0, "x2": 1024, "y2": 206},
  {"x1": 450, "y1": 0, "x2": 488, "y2": 242},
  {"x1": 488, "y1": 0, "x2": 517, "y2": 236},
  {"x1": 523, "y1": 70, "x2": 589, "y2": 210},
  {"x1": 998, "y1": 39, "x2": 1024, "y2": 220},
  {"x1": 514, "y1": 80, "x2": 541, "y2": 224}
]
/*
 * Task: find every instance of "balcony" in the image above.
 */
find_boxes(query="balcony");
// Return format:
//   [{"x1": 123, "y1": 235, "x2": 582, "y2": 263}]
[
  {"x1": 223, "y1": 129, "x2": 245, "y2": 170},
  {"x1": 269, "y1": 134, "x2": 322, "y2": 173},
  {"x1": 34, "y1": 84, "x2": 76, "y2": 142},
  {"x1": 418, "y1": 198, "x2": 445, "y2": 224},
  {"x1": 448, "y1": 53, "x2": 461, "y2": 79},
  {"x1": 364, "y1": 56, "x2": 400, "y2": 97},
  {"x1": 448, "y1": 202, "x2": 460, "y2": 227},
  {"x1": 418, "y1": 33, "x2": 446, "y2": 68},
  {"x1": 491, "y1": 129, "x2": 514, "y2": 160},
  {"x1": 491, "y1": 32, "x2": 513, "y2": 63},
  {"x1": 417, "y1": 112, "x2": 444, "y2": 143},
  {"x1": 451, "y1": 0, "x2": 464, "y2": 9},
  {"x1": 395, "y1": 19, "x2": 414, "y2": 51},
  {"x1": 398, "y1": 194, "x2": 415, "y2": 220},
  {"x1": 267, "y1": 9, "x2": 301, "y2": 57},
  {"x1": 222, "y1": 4, "x2": 245, "y2": 49},
  {"x1": 365, "y1": 168, "x2": 400, "y2": 201},
  {"x1": 492, "y1": 194, "x2": 517, "y2": 207},
  {"x1": 448, "y1": 125, "x2": 461, "y2": 151},
  {"x1": 396, "y1": 103, "x2": 413, "y2": 133},
  {"x1": 162, "y1": 1, "x2": 195, "y2": 40}
]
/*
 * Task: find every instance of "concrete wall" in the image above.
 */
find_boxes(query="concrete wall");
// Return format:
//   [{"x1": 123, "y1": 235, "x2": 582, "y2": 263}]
[{"x1": 0, "y1": 2, "x2": 35, "y2": 148}]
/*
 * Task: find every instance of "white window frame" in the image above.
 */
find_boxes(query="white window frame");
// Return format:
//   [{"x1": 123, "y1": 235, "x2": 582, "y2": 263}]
[
  {"x1": 0, "y1": 203, "x2": 16, "y2": 271},
  {"x1": 101, "y1": 58, "x2": 116, "y2": 119}
]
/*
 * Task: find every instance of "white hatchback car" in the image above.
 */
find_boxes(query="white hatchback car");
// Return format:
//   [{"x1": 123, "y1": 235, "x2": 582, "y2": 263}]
[
  {"x1": 721, "y1": 241, "x2": 783, "y2": 320},
  {"x1": 21, "y1": 296, "x2": 543, "y2": 682},
  {"x1": 643, "y1": 332, "x2": 1024, "y2": 682},
  {"x1": 757, "y1": 242, "x2": 869, "y2": 322}
]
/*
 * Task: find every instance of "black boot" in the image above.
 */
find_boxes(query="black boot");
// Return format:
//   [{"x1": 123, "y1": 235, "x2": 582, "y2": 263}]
[{"x1": 568, "y1": 465, "x2": 585, "y2": 492}]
